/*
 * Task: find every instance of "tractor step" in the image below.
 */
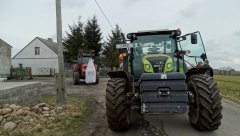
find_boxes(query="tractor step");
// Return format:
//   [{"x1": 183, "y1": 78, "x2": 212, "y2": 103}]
[{"x1": 140, "y1": 72, "x2": 188, "y2": 114}]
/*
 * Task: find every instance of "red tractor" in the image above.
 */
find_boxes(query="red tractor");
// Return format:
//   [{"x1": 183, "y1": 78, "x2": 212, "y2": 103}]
[{"x1": 72, "y1": 49, "x2": 99, "y2": 85}]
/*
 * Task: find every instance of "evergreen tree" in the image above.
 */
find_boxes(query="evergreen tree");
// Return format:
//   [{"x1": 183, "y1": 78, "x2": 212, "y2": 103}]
[
  {"x1": 103, "y1": 25, "x2": 124, "y2": 69},
  {"x1": 63, "y1": 17, "x2": 84, "y2": 61},
  {"x1": 84, "y1": 15, "x2": 102, "y2": 56}
]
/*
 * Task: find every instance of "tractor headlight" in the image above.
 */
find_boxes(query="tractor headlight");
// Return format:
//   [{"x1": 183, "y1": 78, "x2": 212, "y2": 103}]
[
  {"x1": 167, "y1": 63, "x2": 172, "y2": 69},
  {"x1": 145, "y1": 64, "x2": 150, "y2": 70}
]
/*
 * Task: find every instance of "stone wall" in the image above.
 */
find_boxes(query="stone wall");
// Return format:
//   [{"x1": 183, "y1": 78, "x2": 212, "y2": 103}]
[
  {"x1": 0, "y1": 82, "x2": 41, "y2": 108},
  {"x1": 0, "y1": 42, "x2": 11, "y2": 78}
]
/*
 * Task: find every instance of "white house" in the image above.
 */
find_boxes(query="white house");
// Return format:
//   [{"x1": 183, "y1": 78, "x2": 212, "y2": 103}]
[
  {"x1": 0, "y1": 39, "x2": 12, "y2": 78},
  {"x1": 12, "y1": 37, "x2": 60, "y2": 76}
]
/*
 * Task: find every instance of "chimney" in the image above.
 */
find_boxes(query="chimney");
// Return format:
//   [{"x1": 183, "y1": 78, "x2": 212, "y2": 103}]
[{"x1": 48, "y1": 38, "x2": 53, "y2": 42}]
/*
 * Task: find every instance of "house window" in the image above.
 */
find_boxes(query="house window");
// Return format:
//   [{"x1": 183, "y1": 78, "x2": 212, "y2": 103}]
[{"x1": 35, "y1": 47, "x2": 40, "y2": 55}]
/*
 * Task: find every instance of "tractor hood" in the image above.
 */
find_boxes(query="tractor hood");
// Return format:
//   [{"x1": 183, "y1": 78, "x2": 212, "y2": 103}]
[{"x1": 142, "y1": 54, "x2": 173, "y2": 73}]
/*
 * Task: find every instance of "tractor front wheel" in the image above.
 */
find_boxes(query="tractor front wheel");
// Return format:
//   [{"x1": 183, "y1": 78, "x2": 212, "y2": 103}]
[
  {"x1": 188, "y1": 75, "x2": 222, "y2": 131},
  {"x1": 73, "y1": 72, "x2": 79, "y2": 85},
  {"x1": 106, "y1": 78, "x2": 130, "y2": 131},
  {"x1": 94, "y1": 74, "x2": 99, "y2": 84}
]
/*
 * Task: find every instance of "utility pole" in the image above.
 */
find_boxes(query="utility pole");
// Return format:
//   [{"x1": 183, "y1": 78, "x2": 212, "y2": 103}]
[{"x1": 55, "y1": 0, "x2": 66, "y2": 105}]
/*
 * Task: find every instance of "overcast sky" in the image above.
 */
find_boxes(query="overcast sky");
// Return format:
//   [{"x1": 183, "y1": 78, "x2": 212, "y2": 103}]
[{"x1": 0, "y1": 0, "x2": 240, "y2": 70}]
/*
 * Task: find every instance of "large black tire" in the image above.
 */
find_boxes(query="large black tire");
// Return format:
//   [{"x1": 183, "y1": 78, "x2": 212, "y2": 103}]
[
  {"x1": 188, "y1": 75, "x2": 222, "y2": 131},
  {"x1": 73, "y1": 72, "x2": 79, "y2": 85},
  {"x1": 94, "y1": 74, "x2": 99, "y2": 84},
  {"x1": 106, "y1": 78, "x2": 130, "y2": 131}
]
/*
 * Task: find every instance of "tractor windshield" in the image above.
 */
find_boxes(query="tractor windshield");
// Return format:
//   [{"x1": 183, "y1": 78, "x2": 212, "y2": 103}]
[
  {"x1": 78, "y1": 56, "x2": 90, "y2": 64},
  {"x1": 178, "y1": 32, "x2": 207, "y2": 69},
  {"x1": 133, "y1": 35, "x2": 175, "y2": 55}
]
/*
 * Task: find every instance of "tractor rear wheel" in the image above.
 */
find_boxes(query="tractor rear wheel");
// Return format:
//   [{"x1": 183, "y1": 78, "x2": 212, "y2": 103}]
[
  {"x1": 73, "y1": 72, "x2": 79, "y2": 85},
  {"x1": 188, "y1": 75, "x2": 222, "y2": 131},
  {"x1": 106, "y1": 78, "x2": 130, "y2": 131},
  {"x1": 94, "y1": 74, "x2": 99, "y2": 84}
]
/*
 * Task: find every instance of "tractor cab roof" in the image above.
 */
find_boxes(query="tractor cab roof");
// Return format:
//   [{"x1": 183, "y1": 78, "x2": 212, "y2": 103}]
[
  {"x1": 81, "y1": 53, "x2": 91, "y2": 56},
  {"x1": 129, "y1": 29, "x2": 176, "y2": 35},
  {"x1": 127, "y1": 29, "x2": 181, "y2": 38},
  {"x1": 78, "y1": 49, "x2": 95, "y2": 57}
]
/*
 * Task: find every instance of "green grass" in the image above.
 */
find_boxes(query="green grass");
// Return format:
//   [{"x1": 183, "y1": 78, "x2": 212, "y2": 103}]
[
  {"x1": 41, "y1": 96, "x2": 90, "y2": 136},
  {"x1": 214, "y1": 75, "x2": 240, "y2": 102}
]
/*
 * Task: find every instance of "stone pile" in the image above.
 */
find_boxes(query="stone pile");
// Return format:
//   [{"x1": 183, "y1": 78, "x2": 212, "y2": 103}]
[{"x1": 0, "y1": 103, "x2": 64, "y2": 131}]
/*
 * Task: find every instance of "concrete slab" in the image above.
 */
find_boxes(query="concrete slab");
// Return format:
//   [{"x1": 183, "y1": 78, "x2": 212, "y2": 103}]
[
  {"x1": 0, "y1": 82, "x2": 39, "y2": 90},
  {"x1": 0, "y1": 82, "x2": 41, "y2": 107}
]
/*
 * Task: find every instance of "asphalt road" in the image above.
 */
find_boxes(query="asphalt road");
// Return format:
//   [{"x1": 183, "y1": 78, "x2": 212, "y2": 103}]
[{"x1": 37, "y1": 77, "x2": 240, "y2": 136}]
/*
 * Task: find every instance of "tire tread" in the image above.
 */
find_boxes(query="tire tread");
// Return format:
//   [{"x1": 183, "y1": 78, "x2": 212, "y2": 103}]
[
  {"x1": 106, "y1": 78, "x2": 130, "y2": 131},
  {"x1": 189, "y1": 75, "x2": 222, "y2": 131}
]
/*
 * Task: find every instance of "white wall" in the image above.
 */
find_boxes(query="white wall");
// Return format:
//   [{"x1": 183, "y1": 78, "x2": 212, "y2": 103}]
[
  {"x1": 12, "y1": 38, "x2": 59, "y2": 75},
  {"x1": 12, "y1": 58, "x2": 58, "y2": 75}
]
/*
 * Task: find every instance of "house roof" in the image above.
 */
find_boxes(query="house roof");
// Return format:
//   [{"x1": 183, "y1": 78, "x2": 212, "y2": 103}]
[
  {"x1": 38, "y1": 37, "x2": 68, "y2": 53},
  {"x1": 38, "y1": 37, "x2": 58, "y2": 53},
  {"x1": 0, "y1": 39, "x2": 12, "y2": 48},
  {"x1": 12, "y1": 37, "x2": 67, "y2": 59}
]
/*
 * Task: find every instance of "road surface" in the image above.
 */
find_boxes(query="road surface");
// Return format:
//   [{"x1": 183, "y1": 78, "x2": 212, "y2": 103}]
[{"x1": 37, "y1": 77, "x2": 240, "y2": 136}]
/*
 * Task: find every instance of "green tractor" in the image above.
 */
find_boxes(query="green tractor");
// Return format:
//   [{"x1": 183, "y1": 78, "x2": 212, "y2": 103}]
[{"x1": 105, "y1": 29, "x2": 222, "y2": 131}]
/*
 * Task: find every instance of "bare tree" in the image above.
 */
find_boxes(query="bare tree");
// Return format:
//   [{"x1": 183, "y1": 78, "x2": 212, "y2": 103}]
[
  {"x1": 228, "y1": 67, "x2": 235, "y2": 75},
  {"x1": 226, "y1": 67, "x2": 231, "y2": 76},
  {"x1": 219, "y1": 67, "x2": 226, "y2": 75},
  {"x1": 219, "y1": 67, "x2": 235, "y2": 76}
]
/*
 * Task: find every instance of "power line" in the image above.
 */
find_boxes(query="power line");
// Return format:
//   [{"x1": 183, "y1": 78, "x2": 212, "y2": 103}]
[{"x1": 94, "y1": 0, "x2": 114, "y2": 29}]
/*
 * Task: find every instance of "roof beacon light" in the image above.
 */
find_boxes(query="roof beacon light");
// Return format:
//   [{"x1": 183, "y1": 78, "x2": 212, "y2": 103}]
[{"x1": 176, "y1": 28, "x2": 182, "y2": 36}]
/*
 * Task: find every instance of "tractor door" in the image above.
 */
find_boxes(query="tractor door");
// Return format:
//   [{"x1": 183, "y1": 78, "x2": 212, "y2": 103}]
[{"x1": 177, "y1": 31, "x2": 207, "y2": 69}]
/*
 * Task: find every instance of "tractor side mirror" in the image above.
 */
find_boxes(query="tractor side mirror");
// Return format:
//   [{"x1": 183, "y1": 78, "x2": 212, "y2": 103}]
[
  {"x1": 200, "y1": 53, "x2": 207, "y2": 61},
  {"x1": 191, "y1": 33, "x2": 198, "y2": 44}
]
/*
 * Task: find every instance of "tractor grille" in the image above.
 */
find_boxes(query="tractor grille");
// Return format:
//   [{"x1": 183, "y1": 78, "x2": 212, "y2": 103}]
[{"x1": 146, "y1": 56, "x2": 168, "y2": 73}]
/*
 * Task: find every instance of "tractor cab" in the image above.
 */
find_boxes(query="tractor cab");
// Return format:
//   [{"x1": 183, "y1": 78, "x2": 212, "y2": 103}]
[{"x1": 120, "y1": 29, "x2": 210, "y2": 80}]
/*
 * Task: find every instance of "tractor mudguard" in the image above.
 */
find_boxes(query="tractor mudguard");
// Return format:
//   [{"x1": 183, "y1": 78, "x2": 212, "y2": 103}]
[
  {"x1": 108, "y1": 71, "x2": 128, "y2": 78},
  {"x1": 186, "y1": 64, "x2": 214, "y2": 78},
  {"x1": 108, "y1": 71, "x2": 133, "y2": 92}
]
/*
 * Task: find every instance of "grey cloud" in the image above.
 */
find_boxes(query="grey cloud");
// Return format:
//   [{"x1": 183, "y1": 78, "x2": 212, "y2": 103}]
[
  {"x1": 12, "y1": 48, "x2": 21, "y2": 58},
  {"x1": 0, "y1": 1, "x2": 7, "y2": 9},
  {"x1": 179, "y1": 4, "x2": 200, "y2": 19},
  {"x1": 205, "y1": 40, "x2": 221, "y2": 51},
  {"x1": 62, "y1": 0, "x2": 86, "y2": 9},
  {"x1": 233, "y1": 30, "x2": 240, "y2": 36},
  {"x1": 122, "y1": 0, "x2": 145, "y2": 6},
  {"x1": 205, "y1": 40, "x2": 239, "y2": 69},
  {"x1": 49, "y1": 33, "x2": 57, "y2": 41}
]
